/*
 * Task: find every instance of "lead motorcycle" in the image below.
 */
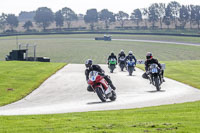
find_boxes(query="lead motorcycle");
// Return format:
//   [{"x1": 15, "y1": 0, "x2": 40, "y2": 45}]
[
  {"x1": 127, "y1": 59, "x2": 135, "y2": 76},
  {"x1": 87, "y1": 71, "x2": 117, "y2": 102},
  {"x1": 108, "y1": 58, "x2": 117, "y2": 73},
  {"x1": 147, "y1": 63, "x2": 163, "y2": 91},
  {"x1": 119, "y1": 56, "x2": 126, "y2": 71}
]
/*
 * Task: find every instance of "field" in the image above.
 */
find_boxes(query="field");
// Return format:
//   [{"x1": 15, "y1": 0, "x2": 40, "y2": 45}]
[
  {"x1": 0, "y1": 34, "x2": 200, "y2": 63},
  {"x1": 0, "y1": 34, "x2": 200, "y2": 133}
]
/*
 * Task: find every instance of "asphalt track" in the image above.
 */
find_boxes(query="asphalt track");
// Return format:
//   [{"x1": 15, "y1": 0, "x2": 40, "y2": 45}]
[
  {"x1": 1, "y1": 37, "x2": 200, "y2": 46},
  {"x1": 0, "y1": 64, "x2": 200, "y2": 116}
]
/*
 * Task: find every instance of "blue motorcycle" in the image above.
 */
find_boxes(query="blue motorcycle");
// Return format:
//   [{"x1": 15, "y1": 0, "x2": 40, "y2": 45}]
[{"x1": 127, "y1": 60, "x2": 135, "y2": 76}]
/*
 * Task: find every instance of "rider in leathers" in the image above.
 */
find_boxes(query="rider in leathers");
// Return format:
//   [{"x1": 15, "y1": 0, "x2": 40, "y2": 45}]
[
  {"x1": 125, "y1": 51, "x2": 137, "y2": 67},
  {"x1": 85, "y1": 59, "x2": 116, "y2": 92},
  {"x1": 142, "y1": 52, "x2": 165, "y2": 81},
  {"x1": 118, "y1": 49, "x2": 126, "y2": 63},
  {"x1": 107, "y1": 52, "x2": 117, "y2": 64}
]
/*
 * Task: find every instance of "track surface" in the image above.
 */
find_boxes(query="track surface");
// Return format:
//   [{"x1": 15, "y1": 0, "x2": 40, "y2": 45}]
[{"x1": 0, "y1": 64, "x2": 200, "y2": 116}]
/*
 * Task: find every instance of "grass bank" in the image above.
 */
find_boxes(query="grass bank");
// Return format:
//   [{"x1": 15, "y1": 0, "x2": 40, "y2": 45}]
[
  {"x1": 137, "y1": 60, "x2": 200, "y2": 89},
  {"x1": 0, "y1": 100, "x2": 200, "y2": 133},
  {"x1": 0, "y1": 60, "x2": 200, "y2": 133},
  {"x1": 0, "y1": 61, "x2": 66, "y2": 106}
]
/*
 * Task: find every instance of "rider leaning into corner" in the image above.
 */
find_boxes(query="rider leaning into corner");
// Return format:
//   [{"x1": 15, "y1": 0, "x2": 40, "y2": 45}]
[
  {"x1": 107, "y1": 52, "x2": 118, "y2": 64},
  {"x1": 85, "y1": 59, "x2": 116, "y2": 92},
  {"x1": 142, "y1": 52, "x2": 165, "y2": 82}
]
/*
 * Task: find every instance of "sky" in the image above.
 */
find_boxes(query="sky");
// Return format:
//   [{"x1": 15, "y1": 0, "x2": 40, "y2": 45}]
[{"x1": 0, "y1": 0, "x2": 199, "y2": 15}]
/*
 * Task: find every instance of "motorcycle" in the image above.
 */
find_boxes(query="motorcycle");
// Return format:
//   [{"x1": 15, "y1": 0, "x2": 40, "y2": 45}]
[
  {"x1": 87, "y1": 71, "x2": 117, "y2": 102},
  {"x1": 119, "y1": 56, "x2": 126, "y2": 71},
  {"x1": 127, "y1": 60, "x2": 135, "y2": 76},
  {"x1": 108, "y1": 58, "x2": 117, "y2": 73},
  {"x1": 147, "y1": 63, "x2": 163, "y2": 91}
]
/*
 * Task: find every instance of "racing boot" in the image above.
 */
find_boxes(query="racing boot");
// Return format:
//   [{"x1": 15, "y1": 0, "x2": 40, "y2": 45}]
[
  {"x1": 110, "y1": 83, "x2": 116, "y2": 90},
  {"x1": 87, "y1": 86, "x2": 93, "y2": 92}
]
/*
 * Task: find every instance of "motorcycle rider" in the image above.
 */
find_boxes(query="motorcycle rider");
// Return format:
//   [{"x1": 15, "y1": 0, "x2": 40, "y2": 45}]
[
  {"x1": 107, "y1": 52, "x2": 117, "y2": 64},
  {"x1": 125, "y1": 51, "x2": 137, "y2": 70},
  {"x1": 142, "y1": 52, "x2": 165, "y2": 81},
  {"x1": 85, "y1": 59, "x2": 116, "y2": 92},
  {"x1": 118, "y1": 49, "x2": 126, "y2": 63}
]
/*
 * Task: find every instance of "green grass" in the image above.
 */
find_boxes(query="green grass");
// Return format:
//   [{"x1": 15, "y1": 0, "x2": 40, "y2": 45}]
[
  {"x1": 0, "y1": 61, "x2": 200, "y2": 133},
  {"x1": 0, "y1": 99, "x2": 200, "y2": 133},
  {"x1": 0, "y1": 35, "x2": 200, "y2": 132},
  {"x1": 0, "y1": 34, "x2": 200, "y2": 63},
  {"x1": 137, "y1": 60, "x2": 200, "y2": 89},
  {"x1": 0, "y1": 61, "x2": 66, "y2": 106}
]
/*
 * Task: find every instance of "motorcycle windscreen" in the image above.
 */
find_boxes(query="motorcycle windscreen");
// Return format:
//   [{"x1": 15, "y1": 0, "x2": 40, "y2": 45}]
[{"x1": 89, "y1": 71, "x2": 98, "y2": 81}]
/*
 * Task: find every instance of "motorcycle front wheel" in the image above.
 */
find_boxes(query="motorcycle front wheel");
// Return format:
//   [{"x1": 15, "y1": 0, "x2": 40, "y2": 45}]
[
  {"x1": 96, "y1": 87, "x2": 106, "y2": 102},
  {"x1": 154, "y1": 76, "x2": 161, "y2": 91},
  {"x1": 109, "y1": 91, "x2": 117, "y2": 101}
]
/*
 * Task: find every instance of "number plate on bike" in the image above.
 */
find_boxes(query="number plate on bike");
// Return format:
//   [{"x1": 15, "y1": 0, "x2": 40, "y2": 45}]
[{"x1": 152, "y1": 68, "x2": 158, "y2": 73}]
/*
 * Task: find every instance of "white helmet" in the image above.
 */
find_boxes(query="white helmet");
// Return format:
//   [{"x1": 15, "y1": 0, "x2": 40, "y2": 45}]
[{"x1": 128, "y1": 51, "x2": 133, "y2": 55}]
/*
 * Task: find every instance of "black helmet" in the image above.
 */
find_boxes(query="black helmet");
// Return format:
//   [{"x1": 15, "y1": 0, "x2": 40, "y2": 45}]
[
  {"x1": 85, "y1": 59, "x2": 92, "y2": 68},
  {"x1": 111, "y1": 52, "x2": 114, "y2": 56},
  {"x1": 146, "y1": 52, "x2": 153, "y2": 60}
]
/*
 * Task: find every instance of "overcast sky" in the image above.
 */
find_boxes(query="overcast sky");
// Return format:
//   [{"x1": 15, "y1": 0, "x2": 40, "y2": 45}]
[{"x1": 0, "y1": 0, "x2": 199, "y2": 15}]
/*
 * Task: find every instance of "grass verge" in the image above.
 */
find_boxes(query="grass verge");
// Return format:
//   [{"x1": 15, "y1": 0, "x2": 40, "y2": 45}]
[
  {"x1": 137, "y1": 60, "x2": 200, "y2": 89},
  {"x1": 0, "y1": 61, "x2": 66, "y2": 106},
  {"x1": 1, "y1": 100, "x2": 200, "y2": 133},
  {"x1": 0, "y1": 60, "x2": 200, "y2": 132}
]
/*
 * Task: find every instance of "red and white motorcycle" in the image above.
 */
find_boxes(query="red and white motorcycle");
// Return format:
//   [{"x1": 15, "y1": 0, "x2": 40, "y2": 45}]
[{"x1": 87, "y1": 71, "x2": 117, "y2": 102}]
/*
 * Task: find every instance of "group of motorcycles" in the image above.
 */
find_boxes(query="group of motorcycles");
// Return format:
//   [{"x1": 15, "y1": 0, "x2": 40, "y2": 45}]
[
  {"x1": 108, "y1": 56, "x2": 136, "y2": 76},
  {"x1": 87, "y1": 57, "x2": 164, "y2": 102}
]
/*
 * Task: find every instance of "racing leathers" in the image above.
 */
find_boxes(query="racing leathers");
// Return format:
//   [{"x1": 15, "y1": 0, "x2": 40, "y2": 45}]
[
  {"x1": 108, "y1": 55, "x2": 117, "y2": 64},
  {"x1": 118, "y1": 52, "x2": 126, "y2": 62},
  {"x1": 85, "y1": 65, "x2": 116, "y2": 91},
  {"x1": 142, "y1": 58, "x2": 164, "y2": 80}
]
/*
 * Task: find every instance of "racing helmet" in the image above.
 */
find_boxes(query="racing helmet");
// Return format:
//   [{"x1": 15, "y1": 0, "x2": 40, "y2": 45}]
[
  {"x1": 85, "y1": 59, "x2": 92, "y2": 68},
  {"x1": 111, "y1": 52, "x2": 114, "y2": 56},
  {"x1": 120, "y1": 49, "x2": 124, "y2": 54},
  {"x1": 128, "y1": 51, "x2": 133, "y2": 55},
  {"x1": 146, "y1": 52, "x2": 153, "y2": 60}
]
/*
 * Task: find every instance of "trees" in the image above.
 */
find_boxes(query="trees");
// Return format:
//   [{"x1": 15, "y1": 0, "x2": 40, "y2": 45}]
[
  {"x1": 84, "y1": 9, "x2": 98, "y2": 30},
  {"x1": 157, "y1": 3, "x2": 166, "y2": 29},
  {"x1": 61, "y1": 7, "x2": 77, "y2": 29},
  {"x1": 168, "y1": 1, "x2": 181, "y2": 28},
  {"x1": 55, "y1": 10, "x2": 64, "y2": 29},
  {"x1": 0, "y1": 13, "x2": 7, "y2": 32},
  {"x1": 99, "y1": 9, "x2": 115, "y2": 29},
  {"x1": 179, "y1": 5, "x2": 189, "y2": 29},
  {"x1": 194, "y1": 6, "x2": 200, "y2": 29},
  {"x1": 6, "y1": 14, "x2": 19, "y2": 31},
  {"x1": 116, "y1": 11, "x2": 129, "y2": 28},
  {"x1": 163, "y1": 5, "x2": 173, "y2": 29},
  {"x1": 23, "y1": 21, "x2": 33, "y2": 31},
  {"x1": 34, "y1": 7, "x2": 54, "y2": 31},
  {"x1": 131, "y1": 9, "x2": 142, "y2": 28},
  {"x1": 148, "y1": 4, "x2": 159, "y2": 29}
]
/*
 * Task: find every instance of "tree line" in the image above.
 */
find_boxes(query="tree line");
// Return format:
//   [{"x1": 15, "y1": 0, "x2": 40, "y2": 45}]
[{"x1": 0, "y1": 1, "x2": 200, "y2": 32}]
